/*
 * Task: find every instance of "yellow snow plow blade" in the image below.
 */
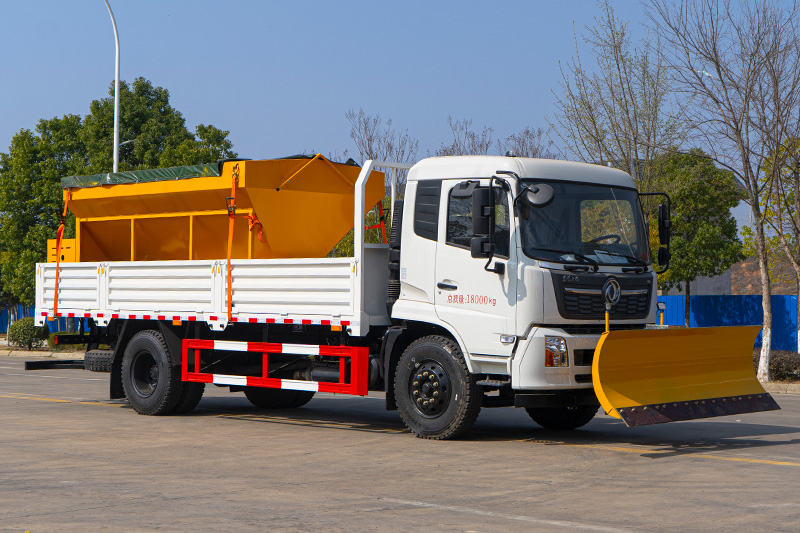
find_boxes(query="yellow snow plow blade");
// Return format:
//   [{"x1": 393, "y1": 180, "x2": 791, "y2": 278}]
[{"x1": 592, "y1": 325, "x2": 780, "y2": 426}]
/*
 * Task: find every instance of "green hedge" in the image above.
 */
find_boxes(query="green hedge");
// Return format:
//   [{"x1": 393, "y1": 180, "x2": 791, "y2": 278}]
[
  {"x1": 8, "y1": 317, "x2": 50, "y2": 350},
  {"x1": 753, "y1": 350, "x2": 800, "y2": 382}
]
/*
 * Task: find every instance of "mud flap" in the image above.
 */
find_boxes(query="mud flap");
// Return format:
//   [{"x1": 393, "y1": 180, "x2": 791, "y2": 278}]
[{"x1": 592, "y1": 326, "x2": 780, "y2": 427}]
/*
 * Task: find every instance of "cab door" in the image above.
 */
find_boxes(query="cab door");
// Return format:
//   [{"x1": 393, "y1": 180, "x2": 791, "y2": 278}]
[{"x1": 434, "y1": 180, "x2": 517, "y2": 357}]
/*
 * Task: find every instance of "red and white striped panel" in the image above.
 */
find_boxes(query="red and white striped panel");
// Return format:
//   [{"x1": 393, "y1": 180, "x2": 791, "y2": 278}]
[
  {"x1": 189, "y1": 339, "x2": 353, "y2": 356},
  {"x1": 40, "y1": 310, "x2": 352, "y2": 327},
  {"x1": 182, "y1": 338, "x2": 369, "y2": 396}
]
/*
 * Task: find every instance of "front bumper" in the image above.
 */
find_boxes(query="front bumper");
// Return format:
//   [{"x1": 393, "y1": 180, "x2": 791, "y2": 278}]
[{"x1": 511, "y1": 327, "x2": 600, "y2": 390}]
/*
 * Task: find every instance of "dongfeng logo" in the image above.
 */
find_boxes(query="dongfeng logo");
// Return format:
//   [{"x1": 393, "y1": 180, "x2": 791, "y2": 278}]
[{"x1": 602, "y1": 277, "x2": 621, "y2": 307}]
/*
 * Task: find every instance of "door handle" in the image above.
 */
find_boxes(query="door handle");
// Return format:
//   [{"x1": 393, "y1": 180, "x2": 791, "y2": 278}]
[{"x1": 437, "y1": 282, "x2": 458, "y2": 291}]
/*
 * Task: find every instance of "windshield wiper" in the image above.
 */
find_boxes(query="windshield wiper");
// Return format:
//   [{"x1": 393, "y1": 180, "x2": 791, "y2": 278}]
[
  {"x1": 531, "y1": 248, "x2": 599, "y2": 272},
  {"x1": 600, "y1": 251, "x2": 648, "y2": 266}
]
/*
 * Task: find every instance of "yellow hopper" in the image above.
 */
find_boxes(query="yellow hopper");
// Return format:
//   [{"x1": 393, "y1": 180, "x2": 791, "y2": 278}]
[
  {"x1": 592, "y1": 325, "x2": 780, "y2": 426},
  {"x1": 56, "y1": 155, "x2": 385, "y2": 262}
]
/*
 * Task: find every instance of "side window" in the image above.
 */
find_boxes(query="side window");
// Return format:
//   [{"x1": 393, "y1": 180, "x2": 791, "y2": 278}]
[
  {"x1": 446, "y1": 186, "x2": 510, "y2": 258},
  {"x1": 414, "y1": 180, "x2": 442, "y2": 241}
]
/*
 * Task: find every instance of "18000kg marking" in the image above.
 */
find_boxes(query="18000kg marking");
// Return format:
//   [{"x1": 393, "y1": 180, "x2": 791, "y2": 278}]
[{"x1": 446, "y1": 294, "x2": 497, "y2": 306}]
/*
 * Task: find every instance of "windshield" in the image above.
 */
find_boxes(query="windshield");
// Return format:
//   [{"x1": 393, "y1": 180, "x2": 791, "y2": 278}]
[{"x1": 518, "y1": 180, "x2": 650, "y2": 266}]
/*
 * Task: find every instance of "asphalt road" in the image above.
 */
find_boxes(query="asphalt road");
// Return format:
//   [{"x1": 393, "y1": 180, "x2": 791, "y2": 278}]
[{"x1": 1, "y1": 357, "x2": 799, "y2": 532}]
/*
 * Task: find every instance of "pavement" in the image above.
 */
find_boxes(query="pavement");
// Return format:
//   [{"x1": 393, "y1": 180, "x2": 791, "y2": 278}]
[{"x1": 2, "y1": 357, "x2": 800, "y2": 532}]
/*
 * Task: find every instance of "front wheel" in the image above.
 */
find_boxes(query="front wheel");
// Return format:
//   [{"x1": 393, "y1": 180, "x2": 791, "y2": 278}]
[
  {"x1": 394, "y1": 335, "x2": 481, "y2": 440},
  {"x1": 525, "y1": 405, "x2": 599, "y2": 430}
]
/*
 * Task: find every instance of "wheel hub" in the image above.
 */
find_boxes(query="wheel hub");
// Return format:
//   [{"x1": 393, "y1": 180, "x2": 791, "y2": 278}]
[
  {"x1": 131, "y1": 351, "x2": 159, "y2": 398},
  {"x1": 409, "y1": 360, "x2": 450, "y2": 418}
]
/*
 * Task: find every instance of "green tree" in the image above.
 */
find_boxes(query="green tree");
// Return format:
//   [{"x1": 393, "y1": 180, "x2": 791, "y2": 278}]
[
  {"x1": 654, "y1": 149, "x2": 744, "y2": 325},
  {"x1": 0, "y1": 115, "x2": 86, "y2": 307},
  {"x1": 0, "y1": 78, "x2": 236, "y2": 309}
]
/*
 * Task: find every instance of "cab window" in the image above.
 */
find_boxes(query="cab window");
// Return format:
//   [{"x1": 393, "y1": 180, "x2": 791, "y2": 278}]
[{"x1": 446, "y1": 186, "x2": 510, "y2": 258}]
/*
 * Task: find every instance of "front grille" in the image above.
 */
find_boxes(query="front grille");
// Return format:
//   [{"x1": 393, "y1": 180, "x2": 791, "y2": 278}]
[
  {"x1": 574, "y1": 374, "x2": 593, "y2": 383},
  {"x1": 563, "y1": 291, "x2": 649, "y2": 317},
  {"x1": 551, "y1": 271, "x2": 652, "y2": 320}
]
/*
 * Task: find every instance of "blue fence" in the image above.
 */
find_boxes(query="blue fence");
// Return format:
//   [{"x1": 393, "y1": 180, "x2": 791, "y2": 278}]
[
  {"x1": 657, "y1": 295, "x2": 797, "y2": 351},
  {"x1": 0, "y1": 306, "x2": 78, "y2": 334}
]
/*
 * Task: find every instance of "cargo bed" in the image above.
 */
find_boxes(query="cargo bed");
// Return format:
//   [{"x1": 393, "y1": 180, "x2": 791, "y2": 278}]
[{"x1": 35, "y1": 244, "x2": 391, "y2": 336}]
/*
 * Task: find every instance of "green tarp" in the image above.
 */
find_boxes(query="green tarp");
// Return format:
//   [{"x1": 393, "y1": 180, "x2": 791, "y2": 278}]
[{"x1": 61, "y1": 163, "x2": 220, "y2": 189}]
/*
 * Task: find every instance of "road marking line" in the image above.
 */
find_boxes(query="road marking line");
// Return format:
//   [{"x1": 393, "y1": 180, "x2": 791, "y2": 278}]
[
  {"x1": 689, "y1": 453, "x2": 800, "y2": 467},
  {"x1": 0, "y1": 372, "x2": 104, "y2": 381},
  {"x1": 0, "y1": 394, "x2": 70, "y2": 403},
  {"x1": 557, "y1": 443, "x2": 800, "y2": 468},
  {"x1": 0, "y1": 393, "x2": 120, "y2": 407},
  {"x1": 380, "y1": 498, "x2": 635, "y2": 532}
]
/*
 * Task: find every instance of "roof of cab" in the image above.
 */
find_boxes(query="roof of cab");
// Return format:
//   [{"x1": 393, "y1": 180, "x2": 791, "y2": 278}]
[{"x1": 407, "y1": 155, "x2": 635, "y2": 188}]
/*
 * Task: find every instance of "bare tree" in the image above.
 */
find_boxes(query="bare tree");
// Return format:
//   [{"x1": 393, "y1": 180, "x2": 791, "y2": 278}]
[
  {"x1": 435, "y1": 117, "x2": 494, "y2": 156},
  {"x1": 550, "y1": 0, "x2": 685, "y2": 190},
  {"x1": 346, "y1": 108, "x2": 418, "y2": 191},
  {"x1": 500, "y1": 127, "x2": 558, "y2": 159},
  {"x1": 338, "y1": 109, "x2": 419, "y2": 255},
  {"x1": 647, "y1": 0, "x2": 800, "y2": 380}
]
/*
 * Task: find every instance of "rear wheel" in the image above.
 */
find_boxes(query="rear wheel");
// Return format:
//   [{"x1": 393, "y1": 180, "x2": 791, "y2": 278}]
[
  {"x1": 394, "y1": 335, "x2": 481, "y2": 440},
  {"x1": 172, "y1": 382, "x2": 205, "y2": 414},
  {"x1": 525, "y1": 405, "x2": 599, "y2": 430},
  {"x1": 286, "y1": 391, "x2": 315, "y2": 408},
  {"x1": 85, "y1": 350, "x2": 113, "y2": 373},
  {"x1": 243, "y1": 387, "x2": 298, "y2": 408},
  {"x1": 122, "y1": 330, "x2": 184, "y2": 415}
]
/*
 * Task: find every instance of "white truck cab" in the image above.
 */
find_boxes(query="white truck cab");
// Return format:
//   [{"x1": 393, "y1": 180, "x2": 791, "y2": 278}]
[{"x1": 387, "y1": 156, "x2": 657, "y2": 411}]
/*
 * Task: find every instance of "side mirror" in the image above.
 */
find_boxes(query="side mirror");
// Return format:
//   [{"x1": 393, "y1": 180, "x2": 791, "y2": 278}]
[
  {"x1": 658, "y1": 203, "x2": 671, "y2": 246},
  {"x1": 518, "y1": 183, "x2": 555, "y2": 209},
  {"x1": 657, "y1": 247, "x2": 670, "y2": 267},
  {"x1": 472, "y1": 188, "x2": 494, "y2": 235},
  {"x1": 470, "y1": 237, "x2": 493, "y2": 258}
]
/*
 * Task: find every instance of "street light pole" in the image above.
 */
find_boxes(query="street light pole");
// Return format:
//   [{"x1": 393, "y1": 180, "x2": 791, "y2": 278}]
[{"x1": 103, "y1": 0, "x2": 120, "y2": 173}]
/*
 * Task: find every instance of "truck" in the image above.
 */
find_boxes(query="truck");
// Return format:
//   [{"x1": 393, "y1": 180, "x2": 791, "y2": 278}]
[{"x1": 35, "y1": 154, "x2": 779, "y2": 439}]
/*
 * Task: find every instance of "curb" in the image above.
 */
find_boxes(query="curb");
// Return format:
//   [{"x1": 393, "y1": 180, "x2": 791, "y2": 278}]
[
  {"x1": 0, "y1": 350, "x2": 85, "y2": 359},
  {"x1": 764, "y1": 382, "x2": 800, "y2": 395}
]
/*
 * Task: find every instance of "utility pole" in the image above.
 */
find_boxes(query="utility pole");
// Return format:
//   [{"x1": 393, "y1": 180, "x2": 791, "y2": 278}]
[{"x1": 103, "y1": 0, "x2": 120, "y2": 173}]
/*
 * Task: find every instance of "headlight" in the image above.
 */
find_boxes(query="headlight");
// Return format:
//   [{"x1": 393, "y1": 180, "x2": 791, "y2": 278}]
[{"x1": 545, "y1": 336, "x2": 569, "y2": 367}]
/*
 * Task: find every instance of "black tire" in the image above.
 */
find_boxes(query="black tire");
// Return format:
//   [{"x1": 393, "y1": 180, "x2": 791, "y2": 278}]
[
  {"x1": 243, "y1": 387, "x2": 298, "y2": 408},
  {"x1": 286, "y1": 391, "x2": 315, "y2": 408},
  {"x1": 121, "y1": 330, "x2": 184, "y2": 415},
  {"x1": 394, "y1": 335, "x2": 481, "y2": 440},
  {"x1": 85, "y1": 350, "x2": 114, "y2": 373},
  {"x1": 171, "y1": 382, "x2": 205, "y2": 414},
  {"x1": 525, "y1": 405, "x2": 599, "y2": 430}
]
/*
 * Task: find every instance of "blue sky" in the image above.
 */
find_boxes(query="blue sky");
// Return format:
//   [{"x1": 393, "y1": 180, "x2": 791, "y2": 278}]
[{"x1": 0, "y1": 0, "x2": 651, "y2": 160}]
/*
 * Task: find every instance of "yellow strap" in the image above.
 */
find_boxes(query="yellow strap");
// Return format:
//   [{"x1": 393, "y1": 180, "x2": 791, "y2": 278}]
[
  {"x1": 226, "y1": 164, "x2": 239, "y2": 321},
  {"x1": 53, "y1": 190, "x2": 71, "y2": 319}
]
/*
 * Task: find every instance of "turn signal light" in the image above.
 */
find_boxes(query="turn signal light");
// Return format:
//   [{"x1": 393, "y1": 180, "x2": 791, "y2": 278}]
[{"x1": 545, "y1": 336, "x2": 569, "y2": 367}]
